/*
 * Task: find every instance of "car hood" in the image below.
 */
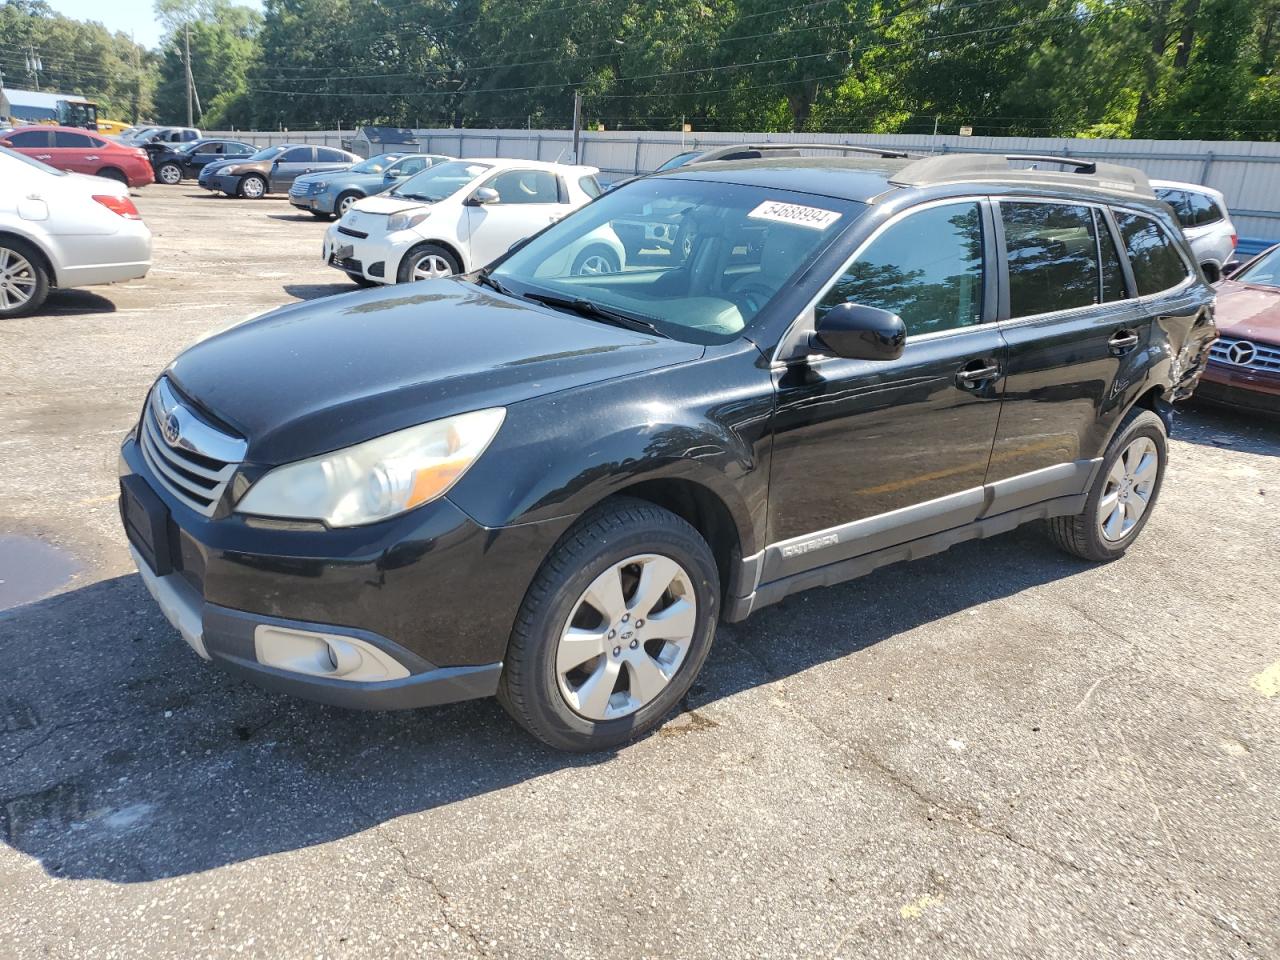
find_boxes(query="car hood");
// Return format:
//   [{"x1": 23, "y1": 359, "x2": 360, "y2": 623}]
[
  {"x1": 296, "y1": 170, "x2": 381, "y2": 190},
  {"x1": 165, "y1": 279, "x2": 705, "y2": 464},
  {"x1": 1214, "y1": 280, "x2": 1280, "y2": 343},
  {"x1": 346, "y1": 193, "x2": 431, "y2": 216}
]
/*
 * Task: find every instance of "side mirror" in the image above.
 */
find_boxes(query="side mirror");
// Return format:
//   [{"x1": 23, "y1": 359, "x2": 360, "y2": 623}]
[
  {"x1": 466, "y1": 186, "x2": 500, "y2": 206},
  {"x1": 812, "y1": 302, "x2": 906, "y2": 361},
  {"x1": 0, "y1": 139, "x2": 12, "y2": 148}
]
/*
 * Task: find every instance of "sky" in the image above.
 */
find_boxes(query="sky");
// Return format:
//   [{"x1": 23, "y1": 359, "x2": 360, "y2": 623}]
[{"x1": 45, "y1": 0, "x2": 263, "y2": 49}]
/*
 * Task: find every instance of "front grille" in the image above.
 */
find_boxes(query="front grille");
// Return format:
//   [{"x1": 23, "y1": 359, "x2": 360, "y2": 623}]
[
  {"x1": 337, "y1": 225, "x2": 369, "y2": 239},
  {"x1": 1209, "y1": 337, "x2": 1280, "y2": 374},
  {"x1": 138, "y1": 379, "x2": 246, "y2": 517},
  {"x1": 332, "y1": 256, "x2": 363, "y2": 273},
  {"x1": 289, "y1": 182, "x2": 313, "y2": 196}
]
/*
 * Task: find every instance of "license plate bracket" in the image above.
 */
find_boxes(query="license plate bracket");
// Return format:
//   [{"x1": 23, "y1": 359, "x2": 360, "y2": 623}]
[{"x1": 120, "y1": 475, "x2": 174, "y2": 576}]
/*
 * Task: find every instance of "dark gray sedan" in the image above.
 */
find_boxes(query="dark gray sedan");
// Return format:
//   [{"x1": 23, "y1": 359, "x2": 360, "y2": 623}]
[{"x1": 209, "y1": 145, "x2": 361, "y2": 199}]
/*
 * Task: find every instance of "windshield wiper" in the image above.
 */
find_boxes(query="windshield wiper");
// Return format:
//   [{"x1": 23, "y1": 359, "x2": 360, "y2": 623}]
[
  {"x1": 393, "y1": 192, "x2": 436, "y2": 202},
  {"x1": 475, "y1": 270, "x2": 513, "y2": 297},
  {"x1": 522, "y1": 292, "x2": 670, "y2": 339}
]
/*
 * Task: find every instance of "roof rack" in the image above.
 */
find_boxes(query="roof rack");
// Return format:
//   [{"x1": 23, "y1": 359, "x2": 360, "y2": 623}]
[
  {"x1": 889, "y1": 152, "x2": 1152, "y2": 196},
  {"x1": 697, "y1": 142, "x2": 913, "y2": 162}
]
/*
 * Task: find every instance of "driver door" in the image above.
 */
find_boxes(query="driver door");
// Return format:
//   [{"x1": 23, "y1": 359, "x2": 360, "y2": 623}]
[{"x1": 465, "y1": 168, "x2": 566, "y2": 269}]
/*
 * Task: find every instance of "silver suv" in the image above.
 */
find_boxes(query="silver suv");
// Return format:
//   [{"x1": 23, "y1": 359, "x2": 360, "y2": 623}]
[{"x1": 1152, "y1": 179, "x2": 1236, "y2": 282}]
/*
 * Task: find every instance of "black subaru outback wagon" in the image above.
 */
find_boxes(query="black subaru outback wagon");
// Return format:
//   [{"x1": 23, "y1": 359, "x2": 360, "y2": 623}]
[{"x1": 119, "y1": 151, "x2": 1217, "y2": 751}]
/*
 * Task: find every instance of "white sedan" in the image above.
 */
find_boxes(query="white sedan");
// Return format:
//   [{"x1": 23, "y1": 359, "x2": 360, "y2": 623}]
[
  {"x1": 323, "y1": 157, "x2": 617, "y2": 285},
  {"x1": 0, "y1": 147, "x2": 152, "y2": 318}
]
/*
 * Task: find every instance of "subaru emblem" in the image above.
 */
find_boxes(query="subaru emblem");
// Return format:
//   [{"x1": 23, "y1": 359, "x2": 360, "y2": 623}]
[{"x1": 163, "y1": 412, "x2": 182, "y2": 446}]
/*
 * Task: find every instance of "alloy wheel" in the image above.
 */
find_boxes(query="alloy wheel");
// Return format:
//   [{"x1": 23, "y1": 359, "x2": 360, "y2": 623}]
[
  {"x1": 337, "y1": 194, "x2": 358, "y2": 216},
  {"x1": 159, "y1": 164, "x2": 182, "y2": 184},
  {"x1": 556, "y1": 554, "x2": 697, "y2": 721},
  {"x1": 242, "y1": 177, "x2": 265, "y2": 198},
  {"x1": 1098, "y1": 436, "x2": 1158, "y2": 542},
  {"x1": 411, "y1": 254, "x2": 454, "y2": 280},
  {"x1": 576, "y1": 254, "x2": 616, "y2": 276},
  {"x1": 0, "y1": 248, "x2": 38, "y2": 311}
]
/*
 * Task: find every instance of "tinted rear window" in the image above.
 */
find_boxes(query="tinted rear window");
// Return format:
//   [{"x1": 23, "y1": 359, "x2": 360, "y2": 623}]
[
  {"x1": 1002, "y1": 202, "x2": 1100, "y2": 316},
  {"x1": 1115, "y1": 211, "x2": 1189, "y2": 295}
]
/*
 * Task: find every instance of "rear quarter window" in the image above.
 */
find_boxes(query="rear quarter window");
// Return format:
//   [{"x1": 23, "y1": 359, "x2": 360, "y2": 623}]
[
  {"x1": 579, "y1": 175, "x2": 603, "y2": 199},
  {"x1": 1114, "y1": 211, "x2": 1190, "y2": 296}
]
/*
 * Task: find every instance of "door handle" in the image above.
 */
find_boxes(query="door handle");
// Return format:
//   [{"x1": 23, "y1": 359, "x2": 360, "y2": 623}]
[
  {"x1": 956, "y1": 360, "x2": 1000, "y2": 388},
  {"x1": 1109, "y1": 329, "x2": 1140, "y2": 354},
  {"x1": 86, "y1": 155, "x2": 99, "y2": 161},
  {"x1": 35, "y1": 154, "x2": 52, "y2": 159}
]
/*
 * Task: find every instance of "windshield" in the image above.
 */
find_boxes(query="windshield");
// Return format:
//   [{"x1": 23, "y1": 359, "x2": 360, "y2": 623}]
[
  {"x1": 390, "y1": 160, "x2": 492, "y2": 202},
  {"x1": 0, "y1": 146, "x2": 66, "y2": 176},
  {"x1": 350, "y1": 154, "x2": 401, "y2": 174},
  {"x1": 1237, "y1": 247, "x2": 1280, "y2": 288},
  {"x1": 247, "y1": 145, "x2": 287, "y2": 162},
  {"x1": 491, "y1": 177, "x2": 861, "y2": 344},
  {"x1": 656, "y1": 151, "x2": 701, "y2": 172}
]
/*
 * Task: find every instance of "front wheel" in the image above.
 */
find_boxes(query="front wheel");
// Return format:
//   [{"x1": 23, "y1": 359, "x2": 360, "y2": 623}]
[
  {"x1": 1046, "y1": 408, "x2": 1167, "y2": 562},
  {"x1": 239, "y1": 174, "x2": 267, "y2": 199},
  {"x1": 498, "y1": 497, "x2": 720, "y2": 752},
  {"x1": 157, "y1": 162, "x2": 183, "y2": 185},
  {"x1": 396, "y1": 243, "x2": 460, "y2": 283},
  {"x1": 334, "y1": 191, "x2": 361, "y2": 218},
  {"x1": 0, "y1": 238, "x2": 51, "y2": 318}
]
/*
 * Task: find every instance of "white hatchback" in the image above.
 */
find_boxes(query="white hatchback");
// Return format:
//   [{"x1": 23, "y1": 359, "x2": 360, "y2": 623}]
[
  {"x1": 323, "y1": 158, "x2": 615, "y2": 285},
  {"x1": 0, "y1": 147, "x2": 152, "y2": 318}
]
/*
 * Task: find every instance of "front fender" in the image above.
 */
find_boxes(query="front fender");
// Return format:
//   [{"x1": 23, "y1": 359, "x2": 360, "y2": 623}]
[{"x1": 446, "y1": 342, "x2": 775, "y2": 558}]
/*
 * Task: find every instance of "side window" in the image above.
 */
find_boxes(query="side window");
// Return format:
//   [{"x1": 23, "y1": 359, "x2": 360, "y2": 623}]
[
  {"x1": 816, "y1": 201, "x2": 985, "y2": 337},
  {"x1": 9, "y1": 130, "x2": 51, "y2": 147},
  {"x1": 1114, "y1": 211, "x2": 1190, "y2": 296},
  {"x1": 488, "y1": 169, "x2": 559, "y2": 204},
  {"x1": 279, "y1": 147, "x2": 313, "y2": 163},
  {"x1": 316, "y1": 147, "x2": 349, "y2": 163},
  {"x1": 579, "y1": 175, "x2": 603, "y2": 199},
  {"x1": 53, "y1": 131, "x2": 94, "y2": 147},
  {"x1": 1186, "y1": 191, "x2": 1222, "y2": 227},
  {"x1": 394, "y1": 157, "x2": 427, "y2": 177},
  {"x1": 202, "y1": 143, "x2": 223, "y2": 155},
  {"x1": 1095, "y1": 209, "x2": 1128, "y2": 302},
  {"x1": 1002, "y1": 202, "x2": 1099, "y2": 316},
  {"x1": 232, "y1": 142, "x2": 254, "y2": 153},
  {"x1": 1156, "y1": 189, "x2": 1194, "y2": 228}
]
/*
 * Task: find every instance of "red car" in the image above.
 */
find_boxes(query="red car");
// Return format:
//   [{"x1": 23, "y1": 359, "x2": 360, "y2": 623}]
[
  {"x1": 1199, "y1": 243, "x2": 1280, "y2": 415},
  {"x1": 0, "y1": 125, "x2": 152, "y2": 188}
]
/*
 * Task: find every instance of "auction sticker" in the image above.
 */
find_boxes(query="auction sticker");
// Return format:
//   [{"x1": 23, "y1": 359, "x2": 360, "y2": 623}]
[{"x1": 747, "y1": 200, "x2": 842, "y2": 230}]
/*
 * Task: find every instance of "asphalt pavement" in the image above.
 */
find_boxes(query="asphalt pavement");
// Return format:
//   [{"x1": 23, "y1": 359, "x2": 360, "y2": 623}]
[{"x1": 1, "y1": 186, "x2": 1277, "y2": 959}]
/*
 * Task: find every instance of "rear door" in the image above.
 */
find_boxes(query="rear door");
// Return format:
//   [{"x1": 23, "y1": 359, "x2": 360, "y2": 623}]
[
  {"x1": 269, "y1": 146, "x2": 315, "y2": 191},
  {"x1": 315, "y1": 147, "x2": 354, "y2": 174},
  {"x1": 764, "y1": 198, "x2": 1006, "y2": 580},
  {"x1": 7, "y1": 128, "x2": 55, "y2": 165},
  {"x1": 465, "y1": 168, "x2": 565, "y2": 268},
  {"x1": 48, "y1": 130, "x2": 102, "y2": 175},
  {"x1": 986, "y1": 199, "x2": 1150, "y2": 500}
]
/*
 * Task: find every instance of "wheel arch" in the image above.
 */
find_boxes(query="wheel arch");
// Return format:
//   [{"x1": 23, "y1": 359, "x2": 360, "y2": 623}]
[
  {"x1": 400, "y1": 238, "x2": 466, "y2": 275},
  {"x1": 94, "y1": 165, "x2": 127, "y2": 181},
  {"x1": 0, "y1": 228, "x2": 59, "y2": 288}
]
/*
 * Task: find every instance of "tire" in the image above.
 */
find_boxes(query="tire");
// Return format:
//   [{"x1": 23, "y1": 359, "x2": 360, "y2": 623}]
[
  {"x1": 1200, "y1": 262, "x2": 1220, "y2": 283},
  {"x1": 1046, "y1": 408, "x2": 1167, "y2": 562},
  {"x1": 396, "y1": 243, "x2": 461, "y2": 283},
  {"x1": 571, "y1": 244, "x2": 621, "y2": 276},
  {"x1": 498, "y1": 497, "x2": 720, "y2": 752},
  {"x1": 309, "y1": 210, "x2": 332, "y2": 220},
  {"x1": 0, "y1": 236, "x2": 51, "y2": 319},
  {"x1": 238, "y1": 174, "x2": 267, "y2": 199},
  {"x1": 334, "y1": 191, "x2": 361, "y2": 218},
  {"x1": 156, "y1": 162, "x2": 183, "y2": 185},
  {"x1": 96, "y1": 167, "x2": 128, "y2": 185},
  {"x1": 345, "y1": 271, "x2": 377, "y2": 287}
]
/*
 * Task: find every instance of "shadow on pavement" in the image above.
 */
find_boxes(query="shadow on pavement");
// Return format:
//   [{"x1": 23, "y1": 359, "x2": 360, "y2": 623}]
[
  {"x1": 39, "y1": 289, "x2": 117, "y2": 315},
  {"x1": 1176, "y1": 400, "x2": 1280, "y2": 456},
  {"x1": 0, "y1": 524, "x2": 1090, "y2": 883},
  {"x1": 283, "y1": 281, "x2": 363, "y2": 301}
]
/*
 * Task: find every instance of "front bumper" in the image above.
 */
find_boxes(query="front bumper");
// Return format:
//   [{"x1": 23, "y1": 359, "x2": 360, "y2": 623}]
[
  {"x1": 212, "y1": 174, "x2": 243, "y2": 195},
  {"x1": 1196, "y1": 361, "x2": 1280, "y2": 416},
  {"x1": 118, "y1": 434, "x2": 567, "y2": 710},
  {"x1": 289, "y1": 188, "x2": 335, "y2": 215},
  {"x1": 321, "y1": 227, "x2": 412, "y2": 284}
]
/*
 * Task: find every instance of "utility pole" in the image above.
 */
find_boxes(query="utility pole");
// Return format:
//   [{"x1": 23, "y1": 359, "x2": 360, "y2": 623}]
[
  {"x1": 571, "y1": 91, "x2": 582, "y2": 164},
  {"x1": 184, "y1": 24, "x2": 193, "y2": 127},
  {"x1": 25, "y1": 46, "x2": 43, "y2": 91}
]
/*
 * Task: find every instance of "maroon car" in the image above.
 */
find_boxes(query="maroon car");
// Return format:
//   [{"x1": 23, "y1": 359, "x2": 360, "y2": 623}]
[
  {"x1": 0, "y1": 125, "x2": 152, "y2": 188},
  {"x1": 1200, "y1": 244, "x2": 1280, "y2": 415}
]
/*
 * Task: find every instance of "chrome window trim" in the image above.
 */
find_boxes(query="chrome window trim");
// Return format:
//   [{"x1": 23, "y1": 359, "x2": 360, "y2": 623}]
[
  {"x1": 771, "y1": 194, "x2": 992, "y2": 365},
  {"x1": 1108, "y1": 205, "x2": 1197, "y2": 299}
]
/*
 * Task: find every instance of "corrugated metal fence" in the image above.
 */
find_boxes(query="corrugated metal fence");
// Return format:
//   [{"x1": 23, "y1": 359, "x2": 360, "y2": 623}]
[{"x1": 209, "y1": 128, "x2": 1280, "y2": 244}]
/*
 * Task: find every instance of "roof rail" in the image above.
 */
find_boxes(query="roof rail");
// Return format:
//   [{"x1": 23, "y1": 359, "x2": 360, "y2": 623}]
[
  {"x1": 698, "y1": 142, "x2": 913, "y2": 162},
  {"x1": 889, "y1": 152, "x2": 1152, "y2": 196}
]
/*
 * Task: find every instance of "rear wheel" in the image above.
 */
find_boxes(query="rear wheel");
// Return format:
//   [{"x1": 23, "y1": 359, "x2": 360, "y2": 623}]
[
  {"x1": 571, "y1": 244, "x2": 621, "y2": 276},
  {"x1": 396, "y1": 243, "x2": 460, "y2": 283},
  {"x1": 239, "y1": 174, "x2": 267, "y2": 199},
  {"x1": 96, "y1": 167, "x2": 128, "y2": 185},
  {"x1": 156, "y1": 162, "x2": 183, "y2": 185},
  {"x1": 0, "y1": 238, "x2": 51, "y2": 319},
  {"x1": 498, "y1": 497, "x2": 720, "y2": 752},
  {"x1": 1046, "y1": 408, "x2": 1167, "y2": 562}
]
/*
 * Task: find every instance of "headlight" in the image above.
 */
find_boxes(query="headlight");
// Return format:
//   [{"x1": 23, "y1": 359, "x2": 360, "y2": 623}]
[
  {"x1": 221, "y1": 165, "x2": 240, "y2": 175},
  {"x1": 235, "y1": 408, "x2": 505, "y2": 527},
  {"x1": 388, "y1": 209, "x2": 431, "y2": 232},
  {"x1": 313, "y1": 181, "x2": 328, "y2": 191}
]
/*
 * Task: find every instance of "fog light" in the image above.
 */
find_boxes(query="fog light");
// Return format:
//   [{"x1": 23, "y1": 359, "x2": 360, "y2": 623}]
[{"x1": 254, "y1": 624, "x2": 411, "y2": 682}]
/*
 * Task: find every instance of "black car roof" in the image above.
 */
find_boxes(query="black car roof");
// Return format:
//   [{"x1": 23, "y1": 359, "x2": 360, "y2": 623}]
[{"x1": 656, "y1": 153, "x2": 1157, "y2": 207}]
